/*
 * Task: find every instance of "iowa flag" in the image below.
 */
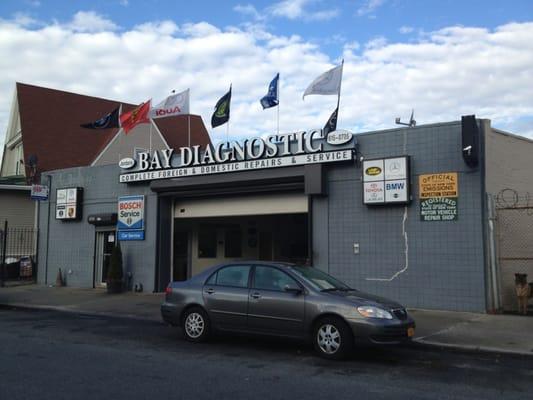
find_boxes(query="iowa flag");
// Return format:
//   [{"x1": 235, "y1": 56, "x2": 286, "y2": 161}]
[{"x1": 120, "y1": 100, "x2": 151, "y2": 134}]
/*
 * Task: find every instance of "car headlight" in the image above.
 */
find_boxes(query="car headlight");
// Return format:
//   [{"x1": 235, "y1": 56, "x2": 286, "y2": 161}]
[{"x1": 357, "y1": 306, "x2": 393, "y2": 319}]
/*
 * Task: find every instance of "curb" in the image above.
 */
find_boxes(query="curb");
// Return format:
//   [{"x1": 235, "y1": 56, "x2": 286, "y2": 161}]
[
  {"x1": 0, "y1": 302, "x2": 164, "y2": 324},
  {"x1": 3, "y1": 302, "x2": 533, "y2": 358},
  {"x1": 412, "y1": 338, "x2": 533, "y2": 358}
]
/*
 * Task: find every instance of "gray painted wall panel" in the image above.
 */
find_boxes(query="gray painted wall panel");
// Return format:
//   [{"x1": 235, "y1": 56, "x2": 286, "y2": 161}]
[
  {"x1": 37, "y1": 165, "x2": 157, "y2": 290},
  {"x1": 320, "y1": 122, "x2": 487, "y2": 312}
]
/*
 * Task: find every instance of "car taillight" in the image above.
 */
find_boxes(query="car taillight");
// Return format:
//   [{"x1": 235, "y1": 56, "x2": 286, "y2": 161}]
[{"x1": 165, "y1": 286, "x2": 172, "y2": 295}]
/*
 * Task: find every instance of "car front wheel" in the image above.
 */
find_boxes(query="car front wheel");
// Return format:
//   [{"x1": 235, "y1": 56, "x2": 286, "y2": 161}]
[
  {"x1": 182, "y1": 307, "x2": 210, "y2": 342},
  {"x1": 313, "y1": 317, "x2": 353, "y2": 360}
]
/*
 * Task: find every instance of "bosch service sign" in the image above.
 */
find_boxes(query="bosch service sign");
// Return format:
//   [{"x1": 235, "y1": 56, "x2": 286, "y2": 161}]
[{"x1": 117, "y1": 195, "x2": 145, "y2": 240}]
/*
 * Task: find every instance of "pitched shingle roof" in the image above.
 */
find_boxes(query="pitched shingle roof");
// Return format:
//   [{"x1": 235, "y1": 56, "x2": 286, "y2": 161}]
[{"x1": 16, "y1": 82, "x2": 211, "y2": 174}]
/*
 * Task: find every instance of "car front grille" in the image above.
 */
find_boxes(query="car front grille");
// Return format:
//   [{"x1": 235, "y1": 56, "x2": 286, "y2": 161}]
[{"x1": 392, "y1": 308, "x2": 408, "y2": 320}]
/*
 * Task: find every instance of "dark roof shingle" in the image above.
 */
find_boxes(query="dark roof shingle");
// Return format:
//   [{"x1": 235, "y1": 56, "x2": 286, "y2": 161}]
[{"x1": 16, "y1": 83, "x2": 211, "y2": 174}]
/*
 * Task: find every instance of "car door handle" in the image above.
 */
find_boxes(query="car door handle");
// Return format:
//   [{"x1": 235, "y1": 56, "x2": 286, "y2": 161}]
[
  {"x1": 205, "y1": 288, "x2": 215, "y2": 295},
  {"x1": 250, "y1": 292, "x2": 261, "y2": 299}
]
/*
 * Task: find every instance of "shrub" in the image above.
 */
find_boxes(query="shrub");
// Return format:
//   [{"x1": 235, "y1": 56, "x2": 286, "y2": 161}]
[{"x1": 107, "y1": 241, "x2": 123, "y2": 282}]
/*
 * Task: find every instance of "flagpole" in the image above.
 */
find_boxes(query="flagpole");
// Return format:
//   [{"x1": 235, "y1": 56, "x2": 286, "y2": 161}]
[
  {"x1": 277, "y1": 76, "x2": 280, "y2": 136},
  {"x1": 187, "y1": 115, "x2": 191, "y2": 147},
  {"x1": 149, "y1": 119, "x2": 153, "y2": 153},
  {"x1": 187, "y1": 89, "x2": 191, "y2": 147},
  {"x1": 336, "y1": 59, "x2": 344, "y2": 114},
  {"x1": 226, "y1": 120, "x2": 229, "y2": 143}
]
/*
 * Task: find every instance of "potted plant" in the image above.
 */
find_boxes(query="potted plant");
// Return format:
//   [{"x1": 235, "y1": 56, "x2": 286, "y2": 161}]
[{"x1": 106, "y1": 241, "x2": 123, "y2": 294}]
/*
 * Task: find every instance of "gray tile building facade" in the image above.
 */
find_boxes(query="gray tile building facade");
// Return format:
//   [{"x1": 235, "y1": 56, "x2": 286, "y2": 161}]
[{"x1": 37, "y1": 118, "x2": 532, "y2": 313}]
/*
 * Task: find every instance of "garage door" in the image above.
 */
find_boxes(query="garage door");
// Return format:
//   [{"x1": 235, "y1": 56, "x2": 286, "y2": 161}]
[{"x1": 174, "y1": 193, "x2": 308, "y2": 218}]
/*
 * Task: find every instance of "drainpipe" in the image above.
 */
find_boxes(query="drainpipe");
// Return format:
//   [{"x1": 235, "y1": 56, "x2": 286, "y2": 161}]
[{"x1": 44, "y1": 174, "x2": 52, "y2": 285}]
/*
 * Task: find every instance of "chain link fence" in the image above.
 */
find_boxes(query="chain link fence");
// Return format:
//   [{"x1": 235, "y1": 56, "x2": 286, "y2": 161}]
[
  {"x1": 494, "y1": 189, "x2": 533, "y2": 313},
  {"x1": 0, "y1": 221, "x2": 38, "y2": 286}
]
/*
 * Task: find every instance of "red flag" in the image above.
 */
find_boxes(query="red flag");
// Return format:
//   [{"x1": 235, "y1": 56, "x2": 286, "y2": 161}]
[{"x1": 120, "y1": 100, "x2": 151, "y2": 134}]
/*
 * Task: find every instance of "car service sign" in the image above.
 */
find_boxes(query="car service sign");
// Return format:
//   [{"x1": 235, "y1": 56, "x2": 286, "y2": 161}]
[
  {"x1": 117, "y1": 196, "x2": 145, "y2": 240},
  {"x1": 31, "y1": 184, "x2": 49, "y2": 201}
]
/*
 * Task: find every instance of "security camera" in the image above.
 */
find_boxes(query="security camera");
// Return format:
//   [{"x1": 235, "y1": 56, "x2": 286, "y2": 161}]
[{"x1": 463, "y1": 145, "x2": 472, "y2": 156}]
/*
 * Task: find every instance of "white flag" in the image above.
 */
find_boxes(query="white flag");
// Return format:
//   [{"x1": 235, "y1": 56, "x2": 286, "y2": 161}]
[
  {"x1": 303, "y1": 64, "x2": 343, "y2": 99},
  {"x1": 151, "y1": 89, "x2": 190, "y2": 119}
]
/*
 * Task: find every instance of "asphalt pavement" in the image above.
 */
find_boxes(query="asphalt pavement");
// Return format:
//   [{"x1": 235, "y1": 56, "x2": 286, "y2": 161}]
[
  {"x1": 1, "y1": 307, "x2": 532, "y2": 400},
  {"x1": 2, "y1": 285, "x2": 533, "y2": 356}
]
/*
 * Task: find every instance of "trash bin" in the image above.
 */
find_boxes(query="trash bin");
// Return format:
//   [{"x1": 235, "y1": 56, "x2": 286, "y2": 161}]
[{"x1": 19, "y1": 257, "x2": 32, "y2": 278}]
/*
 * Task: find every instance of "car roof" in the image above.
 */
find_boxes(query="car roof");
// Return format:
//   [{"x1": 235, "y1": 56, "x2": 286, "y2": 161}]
[{"x1": 217, "y1": 261, "x2": 302, "y2": 268}]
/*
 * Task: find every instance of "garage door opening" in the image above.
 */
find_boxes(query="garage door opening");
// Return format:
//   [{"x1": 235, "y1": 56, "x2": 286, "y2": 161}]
[{"x1": 171, "y1": 193, "x2": 309, "y2": 280}]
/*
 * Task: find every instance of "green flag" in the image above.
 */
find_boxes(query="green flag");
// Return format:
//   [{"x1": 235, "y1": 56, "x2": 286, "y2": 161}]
[{"x1": 211, "y1": 86, "x2": 231, "y2": 128}]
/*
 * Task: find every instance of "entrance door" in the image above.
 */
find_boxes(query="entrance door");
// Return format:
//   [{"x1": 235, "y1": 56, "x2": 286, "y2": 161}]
[
  {"x1": 259, "y1": 231, "x2": 273, "y2": 261},
  {"x1": 95, "y1": 231, "x2": 116, "y2": 287},
  {"x1": 173, "y1": 230, "x2": 190, "y2": 281}
]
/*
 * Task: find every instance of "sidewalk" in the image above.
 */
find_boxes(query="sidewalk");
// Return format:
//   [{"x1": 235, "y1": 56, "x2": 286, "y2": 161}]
[
  {"x1": 0, "y1": 284, "x2": 163, "y2": 322},
  {"x1": 1, "y1": 285, "x2": 532, "y2": 356}
]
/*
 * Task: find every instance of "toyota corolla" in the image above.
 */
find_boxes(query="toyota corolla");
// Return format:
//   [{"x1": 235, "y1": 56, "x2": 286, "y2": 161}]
[{"x1": 161, "y1": 261, "x2": 415, "y2": 359}]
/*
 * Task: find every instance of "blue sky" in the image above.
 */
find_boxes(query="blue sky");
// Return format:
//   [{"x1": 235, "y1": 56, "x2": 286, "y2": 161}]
[
  {"x1": 4, "y1": 0, "x2": 533, "y2": 58},
  {"x1": 0, "y1": 0, "x2": 532, "y2": 153}
]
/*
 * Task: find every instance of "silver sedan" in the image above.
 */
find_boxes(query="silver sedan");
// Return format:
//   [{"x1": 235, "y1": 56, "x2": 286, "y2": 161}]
[{"x1": 161, "y1": 261, "x2": 415, "y2": 359}]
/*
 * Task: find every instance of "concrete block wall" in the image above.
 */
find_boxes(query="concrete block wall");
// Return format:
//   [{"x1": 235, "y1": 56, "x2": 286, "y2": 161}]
[
  {"x1": 37, "y1": 164, "x2": 157, "y2": 290},
  {"x1": 315, "y1": 122, "x2": 487, "y2": 312}
]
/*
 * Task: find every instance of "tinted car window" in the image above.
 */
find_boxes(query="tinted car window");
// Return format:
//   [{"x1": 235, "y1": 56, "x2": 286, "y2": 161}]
[
  {"x1": 254, "y1": 266, "x2": 298, "y2": 291},
  {"x1": 290, "y1": 266, "x2": 351, "y2": 291},
  {"x1": 206, "y1": 272, "x2": 217, "y2": 285},
  {"x1": 215, "y1": 266, "x2": 250, "y2": 288}
]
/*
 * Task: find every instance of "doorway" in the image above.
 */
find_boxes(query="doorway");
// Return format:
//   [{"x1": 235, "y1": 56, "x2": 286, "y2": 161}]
[
  {"x1": 94, "y1": 230, "x2": 116, "y2": 287},
  {"x1": 172, "y1": 214, "x2": 308, "y2": 279},
  {"x1": 173, "y1": 230, "x2": 190, "y2": 281}
]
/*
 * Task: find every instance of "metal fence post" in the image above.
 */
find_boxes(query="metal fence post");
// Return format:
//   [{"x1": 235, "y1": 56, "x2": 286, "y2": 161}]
[{"x1": 1, "y1": 220, "x2": 7, "y2": 287}]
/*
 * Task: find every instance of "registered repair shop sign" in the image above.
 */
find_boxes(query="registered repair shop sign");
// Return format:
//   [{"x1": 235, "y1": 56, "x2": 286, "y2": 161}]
[
  {"x1": 117, "y1": 195, "x2": 145, "y2": 240},
  {"x1": 419, "y1": 173, "x2": 458, "y2": 221}
]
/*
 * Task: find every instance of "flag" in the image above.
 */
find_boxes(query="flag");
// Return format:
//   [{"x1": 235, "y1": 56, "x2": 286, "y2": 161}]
[
  {"x1": 303, "y1": 63, "x2": 343, "y2": 99},
  {"x1": 80, "y1": 105, "x2": 121, "y2": 129},
  {"x1": 151, "y1": 89, "x2": 190, "y2": 119},
  {"x1": 260, "y1": 73, "x2": 279, "y2": 109},
  {"x1": 211, "y1": 86, "x2": 231, "y2": 128},
  {"x1": 119, "y1": 100, "x2": 151, "y2": 134},
  {"x1": 323, "y1": 107, "x2": 338, "y2": 135}
]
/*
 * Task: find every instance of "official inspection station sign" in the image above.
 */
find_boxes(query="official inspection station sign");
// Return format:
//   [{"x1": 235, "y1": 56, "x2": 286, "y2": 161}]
[{"x1": 419, "y1": 172, "x2": 458, "y2": 221}]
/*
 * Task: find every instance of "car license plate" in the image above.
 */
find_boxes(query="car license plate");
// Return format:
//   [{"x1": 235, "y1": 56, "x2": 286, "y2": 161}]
[{"x1": 407, "y1": 327, "x2": 415, "y2": 338}]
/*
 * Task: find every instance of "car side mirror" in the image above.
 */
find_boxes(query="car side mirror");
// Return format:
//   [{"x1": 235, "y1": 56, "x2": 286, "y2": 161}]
[{"x1": 284, "y1": 284, "x2": 302, "y2": 294}]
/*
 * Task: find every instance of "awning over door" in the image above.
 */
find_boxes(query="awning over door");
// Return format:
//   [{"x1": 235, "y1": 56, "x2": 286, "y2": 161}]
[{"x1": 174, "y1": 193, "x2": 308, "y2": 218}]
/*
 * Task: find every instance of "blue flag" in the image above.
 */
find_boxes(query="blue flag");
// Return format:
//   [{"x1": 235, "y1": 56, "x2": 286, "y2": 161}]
[{"x1": 260, "y1": 73, "x2": 279, "y2": 109}]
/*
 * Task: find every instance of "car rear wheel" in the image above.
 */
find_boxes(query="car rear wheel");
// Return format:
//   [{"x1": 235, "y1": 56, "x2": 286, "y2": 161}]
[
  {"x1": 182, "y1": 307, "x2": 210, "y2": 343},
  {"x1": 313, "y1": 317, "x2": 353, "y2": 360}
]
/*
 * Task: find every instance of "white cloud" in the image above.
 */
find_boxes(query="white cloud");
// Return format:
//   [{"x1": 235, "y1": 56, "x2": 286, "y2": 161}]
[
  {"x1": 356, "y1": 0, "x2": 386, "y2": 17},
  {"x1": 67, "y1": 11, "x2": 118, "y2": 32},
  {"x1": 0, "y1": 14, "x2": 533, "y2": 164},
  {"x1": 399, "y1": 26, "x2": 414, "y2": 34},
  {"x1": 268, "y1": 0, "x2": 339, "y2": 21},
  {"x1": 234, "y1": 4, "x2": 265, "y2": 21}
]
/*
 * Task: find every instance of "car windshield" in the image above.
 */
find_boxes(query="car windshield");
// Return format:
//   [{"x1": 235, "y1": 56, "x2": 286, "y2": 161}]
[{"x1": 290, "y1": 266, "x2": 352, "y2": 291}]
